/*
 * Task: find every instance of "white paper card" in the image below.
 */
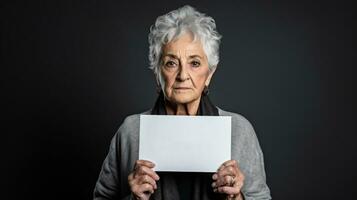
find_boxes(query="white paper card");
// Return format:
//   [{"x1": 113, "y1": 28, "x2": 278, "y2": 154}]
[{"x1": 139, "y1": 115, "x2": 231, "y2": 172}]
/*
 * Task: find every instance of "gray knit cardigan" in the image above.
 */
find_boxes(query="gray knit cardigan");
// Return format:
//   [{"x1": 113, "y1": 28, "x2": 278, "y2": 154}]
[{"x1": 93, "y1": 108, "x2": 271, "y2": 200}]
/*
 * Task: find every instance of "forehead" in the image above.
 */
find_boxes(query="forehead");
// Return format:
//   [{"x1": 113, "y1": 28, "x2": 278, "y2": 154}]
[{"x1": 162, "y1": 33, "x2": 206, "y2": 57}]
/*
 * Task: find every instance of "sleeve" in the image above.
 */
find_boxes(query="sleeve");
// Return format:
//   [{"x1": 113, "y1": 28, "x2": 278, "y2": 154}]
[
  {"x1": 238, "y1": 117, "x2": 272, "y2": 200},
  {"x1": 93, "y1": 127, "x2": 133, "y2": 200}
]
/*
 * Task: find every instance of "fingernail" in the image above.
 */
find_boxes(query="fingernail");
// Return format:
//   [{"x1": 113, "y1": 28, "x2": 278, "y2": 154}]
[
  {"x1": 212, "y1": 174, "x2": 217, "y2": 180},
  {"x1": 211, "y1": 182, "x2": 216, "y2": 188}
]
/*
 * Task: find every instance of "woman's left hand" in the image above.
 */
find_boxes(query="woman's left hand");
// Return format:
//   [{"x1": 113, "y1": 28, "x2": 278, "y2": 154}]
[{"x1": 212, "y1": 159, "x2": 245, "y2": 200}]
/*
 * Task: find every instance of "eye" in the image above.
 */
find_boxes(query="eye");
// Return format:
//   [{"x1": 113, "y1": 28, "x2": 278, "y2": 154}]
[
  {"x1": 191, "y1": 60, "x2": 201, "y2": 68},
  {"x1": 165, "y1": 60, "x2": 177, "y2": 68}
]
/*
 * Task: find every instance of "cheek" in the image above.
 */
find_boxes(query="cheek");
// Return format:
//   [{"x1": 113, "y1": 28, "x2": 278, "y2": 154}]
[
  {"x1": 161, "y1": 71, "x2": 176, "y2": 88},
  {"x1": 192, "y1": 70, "x2": 210, "y2": 88}
]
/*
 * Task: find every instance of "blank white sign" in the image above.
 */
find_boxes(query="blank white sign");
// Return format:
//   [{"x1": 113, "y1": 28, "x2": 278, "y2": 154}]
[{"x1": 139, "y1": 115, "x2": 231, "y2": 172}]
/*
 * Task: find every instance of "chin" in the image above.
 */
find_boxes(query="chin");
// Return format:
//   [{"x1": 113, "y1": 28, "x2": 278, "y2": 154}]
[{"x1": 171, "y1": 94, "x2": 199, "y2": 104}]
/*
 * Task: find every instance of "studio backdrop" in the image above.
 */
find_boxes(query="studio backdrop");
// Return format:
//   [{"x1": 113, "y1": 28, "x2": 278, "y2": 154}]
[{"x1": 2, "y1": 1, "x2": 356, "y2": 199}]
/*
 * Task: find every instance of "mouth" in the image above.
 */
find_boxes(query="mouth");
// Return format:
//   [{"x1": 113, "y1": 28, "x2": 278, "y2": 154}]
[{"x1": 174, "y1": 87, "x2": 191, "y2": 90}]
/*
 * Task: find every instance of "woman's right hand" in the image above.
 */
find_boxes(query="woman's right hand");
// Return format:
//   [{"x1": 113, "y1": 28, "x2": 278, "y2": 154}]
[{"x1": 128, "y1": 160, "x2": 160, "y2": 200}]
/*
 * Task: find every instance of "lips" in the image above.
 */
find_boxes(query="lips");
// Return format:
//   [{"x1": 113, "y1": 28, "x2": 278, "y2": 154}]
[{"x1": 174, "y1": 87, "x2": 191, "y2": 89}]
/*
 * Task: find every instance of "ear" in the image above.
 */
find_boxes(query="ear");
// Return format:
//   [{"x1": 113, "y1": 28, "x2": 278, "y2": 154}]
[{"x1": 205, "y1": 66, "x2": 217, "y2": 86}]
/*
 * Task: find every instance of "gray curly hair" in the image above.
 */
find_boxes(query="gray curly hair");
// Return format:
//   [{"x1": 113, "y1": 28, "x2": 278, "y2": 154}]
[{"x1": 148, "y1": 5, "x2": 222, "y2": 85}]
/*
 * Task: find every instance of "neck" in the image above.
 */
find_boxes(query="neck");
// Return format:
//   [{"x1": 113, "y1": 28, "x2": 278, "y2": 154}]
[{"x1": 165, "y1": 96, "x2": 201, "y2": 116}]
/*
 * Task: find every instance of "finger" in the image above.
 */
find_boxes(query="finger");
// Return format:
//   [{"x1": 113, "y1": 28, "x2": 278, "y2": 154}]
[
  {"x1": 214, "y1": 175, "x2": 235, "y2": 187},
  {"x1": 216, "y1": 166, "x2": 238, "y2": 178},
  {"x1": 133, "y1": 187, "x2": 152, "y2": 200},
  {"x1": 234, "y1": 179, "x2": 244, "y2": 190},
  {"x1": 212, "y1": 177, "x2": 230, "y2": 189},
  {"x1": 138, "y1": 174, "x2": 157, "y2": 189},
  {"x1": 216, "y1": 185, "x2": 240, "y2": 195},
  {"x1": 135, "y1": 165, "x2": 160, "y2": 181},
  {"x1": 128, "y1": 174, "x2": 136, "y2": 188},
  {"x1": 137, "y1": 183, "x2": 155, "y2": 195},
  {"x1": 131, "y1": 184, "x2": 141, "y2": 196},
  {"x1": 236, "y1": 171, "x2": 245, "y2": 183},
  {"x1": 135, "y1": 160, "x2": 156, "y2": 168},
  {"x1": 217, "y1": 160, "x2": 238, "y2": 171},
  {"x1": 128, "y1": 172, "x2": 134, "y2": 182},
  {"x1": 213, "y1": 169, "x2": 245, "y2": 188}
]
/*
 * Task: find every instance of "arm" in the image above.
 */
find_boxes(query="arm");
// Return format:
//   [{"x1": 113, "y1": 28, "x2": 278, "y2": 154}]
[
  {"x1": 93, "y1": 128, "x2": 132, "y2": 200},
  {"x1": 93, "y1": 114, "x2": 157, "y2": 200},
  {"x1": 238, "y1": 117, "x2": 271, "y2": 200},
  {"x1": 212, "y1": 111, "x2": 271, "y2": 200}
]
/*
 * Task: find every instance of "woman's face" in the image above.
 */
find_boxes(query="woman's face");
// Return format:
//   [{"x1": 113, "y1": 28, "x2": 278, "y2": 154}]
[{"x1": 160, "y1": 32, "x2": 215, "y2": 105}]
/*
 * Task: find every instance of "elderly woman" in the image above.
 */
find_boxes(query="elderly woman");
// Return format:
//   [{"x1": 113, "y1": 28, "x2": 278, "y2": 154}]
[{"x1": 93, "y1": 5, "x2": 271, "y2": 200}]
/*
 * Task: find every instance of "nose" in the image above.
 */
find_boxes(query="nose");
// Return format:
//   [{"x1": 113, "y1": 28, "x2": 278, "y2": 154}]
[{"x1": 176, "y1": 64, "x2": 190, "y2": 81}]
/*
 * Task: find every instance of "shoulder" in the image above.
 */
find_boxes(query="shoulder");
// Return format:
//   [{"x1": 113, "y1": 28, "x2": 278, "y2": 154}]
[
  {"x1": 217, "y1": 107, "x2": 255, "y2": 132},
  {"x1": 120, "y1": 109, "x2": 151, "y2": 126},
  {"x1": 115, "y1": 109, "x2": 151, "y2": 139},
  {"x1": 217, "y1": 106, "x2": 261, "y2": 151}
]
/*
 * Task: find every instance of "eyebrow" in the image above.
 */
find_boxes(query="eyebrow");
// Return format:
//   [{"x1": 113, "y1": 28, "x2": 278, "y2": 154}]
[
  {"x1": 188, "y1": 55, "x2": 203, "y2": 59},
  {"x1": 164, "y1": 54, "x2": 179, "y2": 59},
  {"x1": 163, "y1": 53, "x2": 203, "y2": 59}
]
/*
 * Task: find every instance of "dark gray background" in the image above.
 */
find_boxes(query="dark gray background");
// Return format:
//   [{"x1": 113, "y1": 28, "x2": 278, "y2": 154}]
[{"x1": 2, "y1": 0, "x2": 356, "y2": 199}]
